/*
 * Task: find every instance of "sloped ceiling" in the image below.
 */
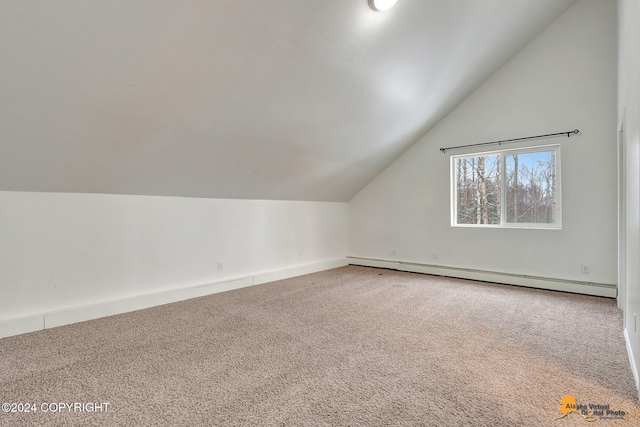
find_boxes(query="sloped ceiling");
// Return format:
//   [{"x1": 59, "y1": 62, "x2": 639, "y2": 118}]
[{"x1": 0, "y1": 0, "x2": 576, "y2": 202}]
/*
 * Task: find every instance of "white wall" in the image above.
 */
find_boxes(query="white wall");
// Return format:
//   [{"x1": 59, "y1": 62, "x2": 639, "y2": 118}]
[
  {"x1": 349, "y1": 1, "x2": 617, "y2": 287},
  {"x1": 618, "y1": 0, "x2": 640, "y2": 395},
  {"x1": 0, "y1": 191, "x2": 347, "y2": 336}
]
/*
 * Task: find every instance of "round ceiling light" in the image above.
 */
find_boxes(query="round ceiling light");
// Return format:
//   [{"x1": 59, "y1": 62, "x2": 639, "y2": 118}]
[{"x1": 369, "y1": 0, "x2": 399, "y2": 12}]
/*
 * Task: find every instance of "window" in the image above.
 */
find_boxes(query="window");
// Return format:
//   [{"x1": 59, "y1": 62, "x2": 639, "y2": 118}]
[{"x1": 451, "y1": 145, "x2": 561, "y2": 228}]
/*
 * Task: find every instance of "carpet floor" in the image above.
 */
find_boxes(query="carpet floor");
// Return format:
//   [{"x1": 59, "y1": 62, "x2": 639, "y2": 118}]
[{"x1": 0, "y1": 266, "x2": 637, "y2": 426}]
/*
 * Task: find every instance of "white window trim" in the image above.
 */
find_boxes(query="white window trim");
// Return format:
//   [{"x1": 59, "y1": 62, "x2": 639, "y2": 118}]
[{"x1": 450, "y1": 144, "x2": 562, "y2": 230}]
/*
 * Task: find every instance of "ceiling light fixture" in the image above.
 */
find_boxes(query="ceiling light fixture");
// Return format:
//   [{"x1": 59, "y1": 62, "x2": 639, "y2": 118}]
[{"x1": 369, "y1": 0, "x2": 398, "y2": 12}]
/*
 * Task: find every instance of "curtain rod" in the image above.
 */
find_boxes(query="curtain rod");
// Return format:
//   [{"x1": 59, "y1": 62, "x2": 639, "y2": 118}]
[{"x1": 439, "y1": 129, "x2": 579, "y2": 153}]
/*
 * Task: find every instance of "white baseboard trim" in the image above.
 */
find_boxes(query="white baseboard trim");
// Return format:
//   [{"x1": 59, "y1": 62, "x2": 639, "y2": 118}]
[
  {"x1": 347, "y1": 257, "x2": 617, "y2": 298},
  {"x1": 253, "y1": 258, "x2": 347, "y2": 286},
  {"x1": 42, "y1": 276, "x2": 256, "y2": 330},
  {"x1": 0, "y1": 258, "x2": 348, "y2": 340},
  {"x1": 624, "y1": 328, "x2": 640, "y2": 400},
  {"x1": 0, "y1": 315, "x2": 45, "y2": 340}
]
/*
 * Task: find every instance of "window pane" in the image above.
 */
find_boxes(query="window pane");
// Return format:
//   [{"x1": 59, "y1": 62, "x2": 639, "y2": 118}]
[
  {"x1": 455, "y1": 155, "x2": 501, "y2": 225},
  {"x1": 505, "y1": 150, "x2": 557, "y2": 224}
]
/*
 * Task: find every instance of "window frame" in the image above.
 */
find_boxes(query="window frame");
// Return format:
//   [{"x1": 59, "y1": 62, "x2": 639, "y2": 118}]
[{"x1": 450, "y1": 144, "x2": 562, "y2": 230}]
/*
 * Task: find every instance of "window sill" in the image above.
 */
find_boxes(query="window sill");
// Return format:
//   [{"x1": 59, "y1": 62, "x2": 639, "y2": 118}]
[{"x1": 451, "y1": 224, "x2": 562, "y2": 230}]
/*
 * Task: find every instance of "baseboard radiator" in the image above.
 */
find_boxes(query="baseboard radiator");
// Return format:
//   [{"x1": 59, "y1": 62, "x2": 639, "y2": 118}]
[{"x1": 347, "y1": 256, "x2": 617, "y2": 298}]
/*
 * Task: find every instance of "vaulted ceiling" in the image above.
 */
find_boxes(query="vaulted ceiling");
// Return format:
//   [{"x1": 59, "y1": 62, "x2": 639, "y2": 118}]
[{"x1": 0, "y1": 0, "x2": 576, "y2": 201}]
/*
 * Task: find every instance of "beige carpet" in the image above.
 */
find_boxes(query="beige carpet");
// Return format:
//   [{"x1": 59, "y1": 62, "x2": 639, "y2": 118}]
[{"x1": 0, "y1": 266, "x2": 637, "y2": 426}]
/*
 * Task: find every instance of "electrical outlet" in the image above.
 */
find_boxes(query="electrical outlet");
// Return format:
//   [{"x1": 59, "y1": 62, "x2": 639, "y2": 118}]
[
  {"x1": 298, "y1": 249, "x2": 302, "y2": 259},
  {"x1": 217, "y1": 261, "x2": 223, "y2": 271},
  {"x1": 581, "y1": 264, "x2": 590, "y2": 274},
  {"x1": 392, "y1": 249, "x2": 396, "y2": 257},
  {"x1": 433, "y1": 251, "x2": 439, "y2": 260}
]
